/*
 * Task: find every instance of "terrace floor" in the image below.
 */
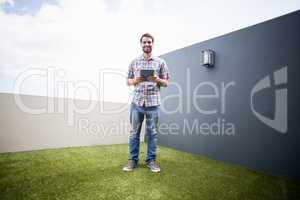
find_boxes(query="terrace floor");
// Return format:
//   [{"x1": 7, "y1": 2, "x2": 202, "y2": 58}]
[{"x1": 0, "y1": 143, "x2": 299, "y2": 200}]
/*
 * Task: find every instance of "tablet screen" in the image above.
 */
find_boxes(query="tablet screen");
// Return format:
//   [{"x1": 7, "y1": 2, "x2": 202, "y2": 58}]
[{"x1": 140, "y1": 69, "x2": 154, "y2": 79}]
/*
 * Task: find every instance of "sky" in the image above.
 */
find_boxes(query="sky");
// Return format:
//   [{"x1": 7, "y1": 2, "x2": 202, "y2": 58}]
[{"x1": 0, "y1": 0, "x2": 300, "y2": 103}]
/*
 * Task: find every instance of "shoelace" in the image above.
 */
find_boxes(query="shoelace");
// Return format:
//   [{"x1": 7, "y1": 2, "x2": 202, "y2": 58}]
[
  {"x1": 128, "y1": 160, "x2": 135, "y2": 167},
  {"x1": 149, "y1": 161, "x2": 158, "y2": 168}
]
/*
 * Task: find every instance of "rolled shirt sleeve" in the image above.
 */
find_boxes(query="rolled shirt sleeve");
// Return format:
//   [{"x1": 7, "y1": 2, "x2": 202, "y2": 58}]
[
  {"x1": 159, "y1": 60, "x2": 170, "y2": 86},
  {"x1": 127, "y1": 61, "x2": 135, "y2": 79}
]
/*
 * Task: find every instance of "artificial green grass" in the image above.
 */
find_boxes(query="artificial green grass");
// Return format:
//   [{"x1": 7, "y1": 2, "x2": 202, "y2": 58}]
[{"x1": 0, "y1": 143, "x2": 299, "y2": 200}]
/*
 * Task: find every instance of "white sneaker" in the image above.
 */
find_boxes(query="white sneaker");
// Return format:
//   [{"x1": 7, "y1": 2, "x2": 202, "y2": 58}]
[
  {"x1": 123, "y1": 160, "x2": 136, "y2": 171},
  {"x1": 146, "y1": 160, "x2": 160, "y2": 172}
]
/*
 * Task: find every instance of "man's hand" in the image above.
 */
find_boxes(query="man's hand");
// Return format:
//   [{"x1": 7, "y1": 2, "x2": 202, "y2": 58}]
[
  {"x1": 147, "y1": 75, "x2": 168, "y2": 86},
  {"x1": 128, "y1": 77, "x2": 144, "y2": 86},
  {"x1": 147, "y1": 75, "x2": 159, "y2": 83}
]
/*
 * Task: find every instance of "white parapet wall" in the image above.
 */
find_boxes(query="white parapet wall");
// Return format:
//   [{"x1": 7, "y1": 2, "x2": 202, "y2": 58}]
[{"x1": 0, "y1": 93, "x2": 145, "y2": 153}]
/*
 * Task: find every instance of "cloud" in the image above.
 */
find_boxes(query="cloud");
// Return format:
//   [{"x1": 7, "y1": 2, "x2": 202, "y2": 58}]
[
  {"x1": 0, "y1": 0, "x2": 14, "y2": 6},
  {"x1": 0, "y1": 0, "x2": 300, "y2": 102}
]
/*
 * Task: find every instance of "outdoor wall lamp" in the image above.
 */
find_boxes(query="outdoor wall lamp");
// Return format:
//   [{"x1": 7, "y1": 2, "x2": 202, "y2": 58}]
[{"x1": 201, "y1": 49, "x2": 215, "y2": 67}]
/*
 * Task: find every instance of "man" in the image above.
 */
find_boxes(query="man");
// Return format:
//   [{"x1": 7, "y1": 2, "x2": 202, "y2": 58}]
[{"x1": 123, "y1": 33, "x2": 170, "y2": 172}]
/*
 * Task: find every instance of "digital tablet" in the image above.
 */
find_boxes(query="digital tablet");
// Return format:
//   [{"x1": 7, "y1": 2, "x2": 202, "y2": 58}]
[{"x1": 140, "y1": 69, "x2": 154, "y2": 79}]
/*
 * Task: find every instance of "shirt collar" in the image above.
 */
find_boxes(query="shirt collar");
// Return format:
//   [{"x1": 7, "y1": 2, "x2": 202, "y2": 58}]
[{"x1": 139, "y1": 53, "x2": 155, "y2": 61}]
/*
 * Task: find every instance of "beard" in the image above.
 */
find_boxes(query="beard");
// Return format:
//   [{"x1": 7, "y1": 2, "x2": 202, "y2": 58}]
[{"x1": 143, "y1": 46, "x2": 152, "y2": 54}]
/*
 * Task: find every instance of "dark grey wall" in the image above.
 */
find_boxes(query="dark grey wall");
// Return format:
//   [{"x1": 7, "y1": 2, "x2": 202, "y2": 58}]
[{"x1": 158, "y1": 10, "x2": 300, "y2": 181}]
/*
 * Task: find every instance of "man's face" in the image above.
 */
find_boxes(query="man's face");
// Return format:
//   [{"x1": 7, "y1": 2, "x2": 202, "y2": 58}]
[{"x1": 141, "y1": 37, "x2": 153, "y2": 54}]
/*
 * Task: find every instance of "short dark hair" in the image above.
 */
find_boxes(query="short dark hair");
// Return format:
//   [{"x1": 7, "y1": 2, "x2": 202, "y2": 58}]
[{"x1": 140, "y1": 33, "x2": 154, "y2": 43}]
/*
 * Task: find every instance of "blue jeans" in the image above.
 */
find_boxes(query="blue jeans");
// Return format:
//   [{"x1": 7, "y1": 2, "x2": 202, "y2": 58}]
[{"x1": 129, "y1": 103, "x2": 159, "y2": 164}]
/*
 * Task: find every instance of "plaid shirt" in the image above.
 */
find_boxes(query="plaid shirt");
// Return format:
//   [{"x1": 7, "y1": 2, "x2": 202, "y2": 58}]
[{"x1": 128, "y1": 54, "x2": 170, "y2": 107}]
